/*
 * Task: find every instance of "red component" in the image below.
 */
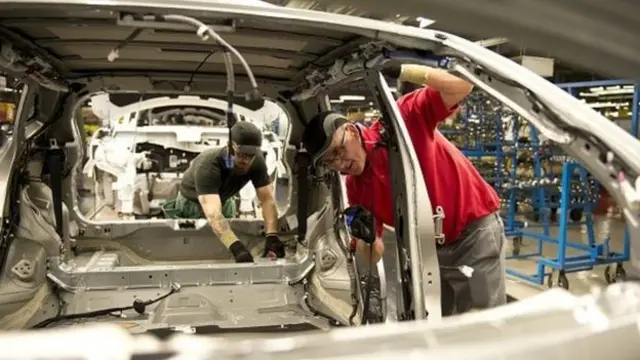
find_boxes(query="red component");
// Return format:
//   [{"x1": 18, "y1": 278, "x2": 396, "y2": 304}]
[{"x1": 349, "y1": 238, "x2": 357, "y2": 253}]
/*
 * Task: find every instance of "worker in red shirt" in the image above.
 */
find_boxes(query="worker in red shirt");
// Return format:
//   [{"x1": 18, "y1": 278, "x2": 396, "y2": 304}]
[{"x1": 302, "y1": 64, "x2": 506, "y2": 316}]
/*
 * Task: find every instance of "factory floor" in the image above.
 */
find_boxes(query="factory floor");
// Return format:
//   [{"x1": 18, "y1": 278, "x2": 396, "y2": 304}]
[{"x1": 503, "y1": 215, "x2": 629, "y2": 299}]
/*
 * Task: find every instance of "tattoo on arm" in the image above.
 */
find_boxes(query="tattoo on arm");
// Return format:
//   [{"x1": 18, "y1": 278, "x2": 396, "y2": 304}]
[
  {"x1": 208, "y1": 211, "x2": 230, "y2": 233},
  {"x1": 198, "y1": 194, "x2": 238, "y2": 247}
]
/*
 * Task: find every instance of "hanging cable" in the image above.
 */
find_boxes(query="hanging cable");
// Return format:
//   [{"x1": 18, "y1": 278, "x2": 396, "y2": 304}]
[
  {"x1": 223, "y1": 51, "x2": 237, "y2": 168},
  {"x1": 184, "y1": 51, "x2": 217, "y2": 92},
  {"x1": 161, "y1": 14, "x2": 262, "y2": 103},
  {"x1": 107, "y1": 28, "x2": 143, "y2": 62},
  {"x1": 343, "y1": 203, "x2": 376, "y2": 324}
]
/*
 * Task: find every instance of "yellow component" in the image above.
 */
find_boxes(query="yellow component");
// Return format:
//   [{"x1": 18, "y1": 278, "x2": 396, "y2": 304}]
[
  {"x1": 83, "y1": 124, "x2": 100, "y2": 143},
  {"x1": 0, "y1": 102, "x2": 15, "y2": 123},
  {"x1": 84, "y1": 124, "x2": 100, "y2": 133}
]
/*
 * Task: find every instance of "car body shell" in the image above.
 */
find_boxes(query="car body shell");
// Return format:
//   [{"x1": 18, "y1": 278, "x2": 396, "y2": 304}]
[{"x1": 0, "y1": 0, "x2": 638, "y2": 357}]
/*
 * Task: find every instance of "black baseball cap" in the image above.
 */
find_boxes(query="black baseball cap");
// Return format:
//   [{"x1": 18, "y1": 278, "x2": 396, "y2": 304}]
[
  {"x1": 231, "y1": 121, "x2": 262, "y2": 155},
  {"x1": 302, "y1": 111, "x2": 348, "y2": 166}
]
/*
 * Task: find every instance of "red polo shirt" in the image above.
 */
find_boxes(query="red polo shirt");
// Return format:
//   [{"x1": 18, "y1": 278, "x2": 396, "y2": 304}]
[{"x1": 345, "y1": 88, "x2": 500, "y2": 244}]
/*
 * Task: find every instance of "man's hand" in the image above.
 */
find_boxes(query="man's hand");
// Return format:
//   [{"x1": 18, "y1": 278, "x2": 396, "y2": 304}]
[
  {"x1": 356, "y1": 236, "x2": 385, "y2": 265},
  {"x1": 344, "y1": 205, "x2": 376, "y2": 245},
  {"x1": 263, "y1": 233, "x2": 286, "y2": 259},
  {"x1": 344, "y1": 205, "x2": 384, "y2": 264},
  {"x1": 229, "y1": 241, "x2": 254, "y2": 263}
]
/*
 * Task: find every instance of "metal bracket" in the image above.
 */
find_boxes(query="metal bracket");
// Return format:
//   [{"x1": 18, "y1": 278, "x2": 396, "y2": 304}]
[
  {"x1": 48, "y1": 138, "x2": 59, "y2": 150},
  {"x1": 433, "y1": 206, "x2": 445, "y2": 246},
  {"x1": 11, "y1": 259, "x2": 35, "y2": 281},
  {"x1": 318, "y1": 249, "x2": 337, "y2": 271}
]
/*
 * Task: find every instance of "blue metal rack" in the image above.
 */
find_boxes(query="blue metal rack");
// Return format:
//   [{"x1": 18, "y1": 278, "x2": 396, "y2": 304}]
[
  {"x1": 501, "y1": 115, "x2": 525, "y2": 238},
  {"x1": 505, "y1": 80, "x2": 638, "y2": 288},
  {"x1": 442, "y1": 83, "x2": 638, "y2": 289}
]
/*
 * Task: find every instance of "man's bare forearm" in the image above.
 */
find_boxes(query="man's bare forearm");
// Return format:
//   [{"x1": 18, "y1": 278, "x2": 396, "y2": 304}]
[
  {"x1": 199, "y1": 194, "x2": 238, "y2": 248},
  {"x1": 400, "y1": 64, "x2": 472, "y2": 93},
  {"x1": 206, "y1": 212, "x2": 238, "y2": 244},
  {"x1": 261, "y1": 199, "x2": 279, "y2": 234},
  {"x1": 400, "y1": 64, "x2": 473, "y2": 107}
]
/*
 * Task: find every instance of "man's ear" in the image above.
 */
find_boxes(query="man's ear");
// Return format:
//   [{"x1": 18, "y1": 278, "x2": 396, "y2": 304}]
[
  {"x1": 345, "y1": 122, "x2": 360, "y2": 138},
  {"x1": 344, "y1": 122, "x2": 356, "y2": 133}
]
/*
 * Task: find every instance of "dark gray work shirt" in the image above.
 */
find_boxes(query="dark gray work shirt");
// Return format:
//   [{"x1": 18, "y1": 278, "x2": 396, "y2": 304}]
[{"x1": 180, "y1": 147, "x2": 271, "y2": 202}]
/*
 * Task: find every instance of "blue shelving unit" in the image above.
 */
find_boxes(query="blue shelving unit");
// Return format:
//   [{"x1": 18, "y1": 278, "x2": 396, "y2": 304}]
[
  {"x1": 442, "y1": 81, "x2": 639, "y2": 288},
  {"x1": 505, "y1": 80, "x2": 638, "y2": 288}
]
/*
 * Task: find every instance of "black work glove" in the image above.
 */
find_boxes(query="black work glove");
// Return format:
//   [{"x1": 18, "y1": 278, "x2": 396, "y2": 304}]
[
  {"x1": 344, "y1": 205, "x2": 376, "y2": 245},
  {"x1": 380, "y1": 65, "x2": 401, "y2": 79},
  {"x1": 229, "y1": 241, "x2": 254, "y2": 263},
  {"x1": 263, "y1": 234, "x2": 286, "y2": 259}
]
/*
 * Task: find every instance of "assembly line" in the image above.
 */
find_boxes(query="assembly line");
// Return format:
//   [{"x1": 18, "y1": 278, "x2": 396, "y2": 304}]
[{"x1": 0, "y1": 0, "x2": 639, "y2": 358}]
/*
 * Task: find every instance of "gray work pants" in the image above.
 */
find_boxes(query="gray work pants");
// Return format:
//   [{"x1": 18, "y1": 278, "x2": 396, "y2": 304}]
[{"x1": 437, "y1": 212, "x2": 507, "y2": 316}]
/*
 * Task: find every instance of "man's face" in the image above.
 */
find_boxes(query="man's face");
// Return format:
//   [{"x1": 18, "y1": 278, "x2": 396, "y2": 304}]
[
  {"x1": 232, "y1": 143, "x2": 255, "y2": 174},
  {"x1": 318, "y1": 124, "x2": 367, "y2": 175}
]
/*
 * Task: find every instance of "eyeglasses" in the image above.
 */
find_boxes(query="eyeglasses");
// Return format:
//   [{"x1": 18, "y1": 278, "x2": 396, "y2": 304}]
[
  {"x1": 320, "y1": 130, "x2": 348, "y2": 167},
  {"x1": 236, "y1": 152, "x2": 255, "y2": 162}
]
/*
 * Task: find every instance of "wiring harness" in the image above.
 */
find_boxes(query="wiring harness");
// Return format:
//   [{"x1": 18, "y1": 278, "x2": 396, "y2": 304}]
[{"x1": 30, "y1": 283, "x2": 181, "y2": 329}]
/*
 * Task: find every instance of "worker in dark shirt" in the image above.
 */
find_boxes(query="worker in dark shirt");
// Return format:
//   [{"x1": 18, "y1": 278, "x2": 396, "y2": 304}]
[
  {"x1": 164, "y1": 121, "x2": 285, "y2": 263},
  {"x1": 302, "y1": 64, "x2": 506, "y2": 316}
]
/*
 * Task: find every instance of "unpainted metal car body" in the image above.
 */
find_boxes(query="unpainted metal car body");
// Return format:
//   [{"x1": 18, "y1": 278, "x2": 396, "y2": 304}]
[
  {"x1": 0, "y1": 0, "x2": 639, "y2": 355},
  {"x1": 83, "y1": 94, "x2": 288, "y2": 219}
]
